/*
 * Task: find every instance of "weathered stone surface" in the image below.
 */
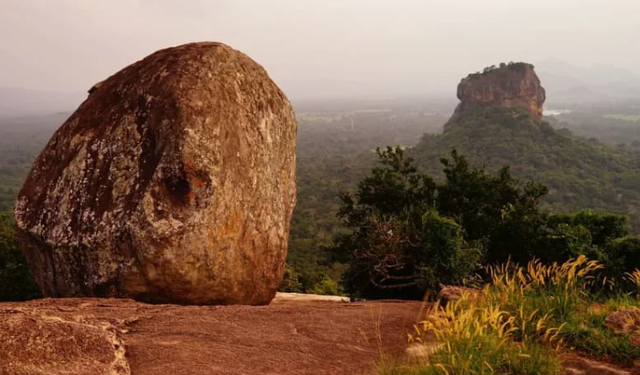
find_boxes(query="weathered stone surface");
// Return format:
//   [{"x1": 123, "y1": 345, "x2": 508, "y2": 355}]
[
  {"x1": 0, "y1": 307, "x2": 130, "y2": 375},
  {"x1": 445, "y1": 62, "x2": 546, "y2": 131},
  {"x1": 14, "y1": 42, "x2": 297, "y2": 305},
  {"x1": 562, "y1": 354, "x2": 634, "y2": 375},
  {"x1": 438, "y1": 286, "x2": 480, "y2": 304},
  {"x1": 605, "y1": 307, "x2": 640, "y2": 340},
  {"x1": 0, "y1": 298, "x2": 423, "y2": 375}
]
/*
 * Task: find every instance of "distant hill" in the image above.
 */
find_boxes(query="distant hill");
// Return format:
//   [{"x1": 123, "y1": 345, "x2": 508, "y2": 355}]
[
  {"x1": 0, "y1": 88, "x2": 83, "y2": 117},
  {"x1": 536, "y1": 59, "x2": 640, "y2": 104},
  {"x1": 0, "y1": 112, "x2": 69, "y2": 211},
  {"x1": 411, "y1": 63, "x2": 640, "y2": 231}
]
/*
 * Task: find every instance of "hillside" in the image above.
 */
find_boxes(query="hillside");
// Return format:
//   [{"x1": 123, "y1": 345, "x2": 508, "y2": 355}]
[
  {"x1": 0, "y1": 113, "x2": 67, "y2": 211},
  {"x1": 412, "y1": 64, "x2": 640, "y2": 231}
]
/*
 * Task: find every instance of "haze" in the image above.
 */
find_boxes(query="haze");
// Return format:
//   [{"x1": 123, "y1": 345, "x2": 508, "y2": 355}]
[{"x1": 2, "y1": 0, "x2": 640, "y2": 103}]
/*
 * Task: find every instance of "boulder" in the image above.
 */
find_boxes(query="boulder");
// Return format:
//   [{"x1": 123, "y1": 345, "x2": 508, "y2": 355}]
[{"x1": 14, "y1": 42, "x2": 297, "y2": 305}]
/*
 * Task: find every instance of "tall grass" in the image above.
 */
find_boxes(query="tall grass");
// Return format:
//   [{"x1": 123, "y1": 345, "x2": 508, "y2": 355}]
[{"x1": 381, "y1": 256, "x2": 640, "y2": 375}]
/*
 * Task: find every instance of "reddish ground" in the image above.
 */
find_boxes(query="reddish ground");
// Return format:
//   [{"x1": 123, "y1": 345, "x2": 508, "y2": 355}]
[{"x1": 0, "y1": 298, "x2": 427, "y2": 375}]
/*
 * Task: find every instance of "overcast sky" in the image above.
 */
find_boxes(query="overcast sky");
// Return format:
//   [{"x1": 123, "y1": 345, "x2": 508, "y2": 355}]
[{"x1": 1, "y1": 0, "x2": 639, "y2": 100}]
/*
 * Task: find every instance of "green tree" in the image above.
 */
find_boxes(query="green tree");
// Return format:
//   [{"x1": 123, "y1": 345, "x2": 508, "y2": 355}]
[
  {"x1": 332, "y1": 147, "x2": 480, "y2": 299},
  {"x1": 437, "y1": 150, "x2": 548, "y2": 263}
]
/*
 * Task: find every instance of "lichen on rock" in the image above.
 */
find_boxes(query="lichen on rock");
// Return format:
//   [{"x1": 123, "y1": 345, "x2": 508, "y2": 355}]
[{"x1": 14, "y1": 42, "x2": 297, "y2": 305}]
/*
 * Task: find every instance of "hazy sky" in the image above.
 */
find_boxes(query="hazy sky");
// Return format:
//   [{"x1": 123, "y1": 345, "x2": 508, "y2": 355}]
[{"x1": 1, "y1": 0, "x2": 639, "y2": 100}]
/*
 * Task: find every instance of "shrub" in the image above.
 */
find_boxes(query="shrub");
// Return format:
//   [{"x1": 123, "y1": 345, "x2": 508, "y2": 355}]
[{"x1": 0, "y1": 212, "x2": 41, "y2": 301}]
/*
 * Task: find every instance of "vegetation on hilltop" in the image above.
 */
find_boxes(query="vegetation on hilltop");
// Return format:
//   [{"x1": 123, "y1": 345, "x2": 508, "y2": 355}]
[
  {"x1": 465, "y1": 62, "x2": 536, "y2": 81},
  {"x1": 414, "y1": 105, "x2": 640, "y2": 233}
]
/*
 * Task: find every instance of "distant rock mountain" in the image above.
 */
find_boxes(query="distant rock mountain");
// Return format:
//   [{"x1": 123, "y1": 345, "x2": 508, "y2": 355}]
[
  {"x1": 411, "y1": 62, "x2": 640, "y2": 232},
  {"x1": 445, "y1": 62, "x2": 545, "y2": 131},
  {"x1": 0, "y1": 88, "x2": 84, "y2": 118},
  {"x1": 536, "y1": 59, "x2": 640, "y2": 103}
]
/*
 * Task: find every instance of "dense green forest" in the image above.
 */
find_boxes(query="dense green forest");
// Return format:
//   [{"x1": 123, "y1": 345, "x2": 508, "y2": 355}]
[
  {"x1": 0, "y1": 113, "x2": 64, "y2": 211},
  {"x1": 414, "y1": 106, "x2": 640, "y2": 233}
]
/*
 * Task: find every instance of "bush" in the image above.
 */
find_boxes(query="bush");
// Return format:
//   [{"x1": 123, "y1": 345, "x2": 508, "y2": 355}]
[
  {"x1": 603, "y1": 237, "x2": 640, "y2": 283},
  {"x1": 0, "y1": 212, "x2": 41, "y2": 301}
]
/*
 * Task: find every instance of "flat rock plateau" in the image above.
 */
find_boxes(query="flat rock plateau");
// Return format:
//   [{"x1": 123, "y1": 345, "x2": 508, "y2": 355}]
[{"x1": 0, "y1": 297, "x2": 424, "y2": 375}]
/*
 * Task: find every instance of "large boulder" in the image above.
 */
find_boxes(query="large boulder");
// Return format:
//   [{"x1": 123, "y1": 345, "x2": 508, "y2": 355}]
[{"x1": 14, "y1": 42, "x2": 297, "y2": 305}]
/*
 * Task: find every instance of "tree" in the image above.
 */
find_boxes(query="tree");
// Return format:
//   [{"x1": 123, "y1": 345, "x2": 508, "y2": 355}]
[
  {"x1": 437, "y1": 149, "x2": 548, "y2": 262},
  {"x1": 332, "y1": 147, "x2": 480, "y2": 299}
]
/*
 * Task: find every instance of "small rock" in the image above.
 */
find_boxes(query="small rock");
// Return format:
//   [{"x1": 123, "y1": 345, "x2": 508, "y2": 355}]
[
  {"x1": 562, "y1": 354, "x2": 633, "y2": 375},
  {"x1": 406, "y1": 342, "x2": 442, "y2": 362},
  {"x1": 604, "y1": 307, "x2": 640, "y2": 338},
  {"x1": 439, "y1": 286, "x2": 480, "y2": 304}
]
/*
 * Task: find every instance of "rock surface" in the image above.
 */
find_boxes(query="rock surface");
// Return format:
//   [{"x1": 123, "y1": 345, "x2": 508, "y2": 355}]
[
  {"x1": 0, "y1": 298, "x2": 423, "y2": 375},
  {"x1": 561, "y1": 355, "x2": 635, "y2": 375},
  {"x1": 605, "y1": 307, "x2": 640, "y2": 340},
  {"x1": 445, "y1": 62, "x2": 546, "y2": 131},
  {"x1": 14, "y1": 42, "x2": 297, "y2": 305},
  {"x1": 438, "y1": 286, "x2": 480, "y2": 304},
  {"x1": 272, "y1": 292, "x2": 350, "y2": 303}
]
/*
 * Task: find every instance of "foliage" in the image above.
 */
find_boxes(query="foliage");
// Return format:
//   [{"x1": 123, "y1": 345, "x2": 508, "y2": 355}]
[
  {"x1": 437, "y1": 149, "x2": 548, "y2": 262},
  {"x1": 603, "y1": 237, "x2": 640, "y2": 285},
  {"x1": 465, "y1": 62, "x2": 536, "y2": 80},
  {"x1": 0, "y1": 211, "x2": 41, "y2": 301},
  {"x1": 332, "y1": 147, "x2": 486, "y2": 299},
  {"x1": 383, "y1": 257, "x2": 640, "y2": 375},
  {"x1": 284, "y1": 110, "x2": 446, "y2": 293},
  {"x1": 279, "y1": 264, "x2": 304, "y2": 293},
  {"x1": 414, "y1": 105, "x2": 640, "y2": 234},
  {"x1": 334, "y1": 143, "x2": 640, "y2": 299}
]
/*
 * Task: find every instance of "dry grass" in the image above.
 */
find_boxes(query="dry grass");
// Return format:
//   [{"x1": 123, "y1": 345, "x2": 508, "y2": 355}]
[{"x1": 380, "y1": 256, "x2": 640, "y2": 374}]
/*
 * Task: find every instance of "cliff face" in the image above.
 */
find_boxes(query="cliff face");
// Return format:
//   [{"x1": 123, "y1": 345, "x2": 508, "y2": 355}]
[{"x1": 445, "y1": 63, "x2": 546, "y2": 131}]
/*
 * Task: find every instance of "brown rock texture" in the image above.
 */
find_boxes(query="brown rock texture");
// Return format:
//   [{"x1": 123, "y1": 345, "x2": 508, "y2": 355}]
[
  {"x1": 561, "y1": 354, "x2": 636, "y2": 375},
  {"x1": 13, "y1": 42, "x2": 297, "y2": 305},
  {"x1": 438, "y1": 285, "x2": 481, "y2": 304},
  {"x1": 0, "y1": 298, "x2": 423, "y2": 375},
  {"x1": 445, "y1": 62, "x2": 546, "y2": 131},
  {"x1": 605, "y1": 307, "x2": 640, "y2": 341}
]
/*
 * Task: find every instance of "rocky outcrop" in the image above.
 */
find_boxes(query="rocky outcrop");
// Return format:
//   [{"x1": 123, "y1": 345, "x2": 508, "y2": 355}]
[
  {"x1": 14, "y1": 42, "x2": 297, "y2": 305},
  {"x1": 0, "y1": 298, "x2": 422, "y2": 375},
  {"x1": 445, "y1": 62, "x2": 546, "y2": 131},
  {"x1": 1, "y1": 302, "x2": 131, "y2": 375}
]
